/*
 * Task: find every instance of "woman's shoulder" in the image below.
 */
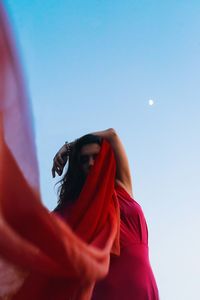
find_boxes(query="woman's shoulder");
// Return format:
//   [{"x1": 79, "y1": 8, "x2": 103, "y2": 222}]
[{"x1": 115, "y1": 180, "x2": 133, "y2": 199}]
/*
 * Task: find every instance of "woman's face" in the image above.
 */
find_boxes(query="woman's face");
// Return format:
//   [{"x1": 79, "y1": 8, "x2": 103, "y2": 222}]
[{"x1": 79, "y1": 143, "x2": 101, "y2": 176}]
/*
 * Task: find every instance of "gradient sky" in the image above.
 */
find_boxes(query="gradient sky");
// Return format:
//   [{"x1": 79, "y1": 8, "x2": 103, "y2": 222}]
[{"x1": 4, "y1": 1, "x2": 200, "y2": 299}]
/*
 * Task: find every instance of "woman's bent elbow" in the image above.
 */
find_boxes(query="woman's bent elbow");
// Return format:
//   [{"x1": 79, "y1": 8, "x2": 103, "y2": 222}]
[{"x1": 107, "y1": 128, "x2": 117, "y2": 138}]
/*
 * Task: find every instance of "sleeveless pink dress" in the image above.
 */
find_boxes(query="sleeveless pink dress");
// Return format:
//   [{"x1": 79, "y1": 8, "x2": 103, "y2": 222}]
[{"x1": 92, "y1": 185, "x2": 159, "y2": 300}]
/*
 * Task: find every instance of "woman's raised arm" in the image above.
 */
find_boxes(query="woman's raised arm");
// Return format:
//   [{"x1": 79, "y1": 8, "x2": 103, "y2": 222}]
[
  {"x1": 92, "y1": 128, "x2": 133, "y2": 197},
  {"x1": 52, "y1": 128, "x2": 133, "y2": 197}
]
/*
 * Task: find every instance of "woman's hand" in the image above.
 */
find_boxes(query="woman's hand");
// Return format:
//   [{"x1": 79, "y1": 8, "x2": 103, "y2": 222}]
[{"x1": 52, "y1": 144, "x2": 69, "y2": 178}]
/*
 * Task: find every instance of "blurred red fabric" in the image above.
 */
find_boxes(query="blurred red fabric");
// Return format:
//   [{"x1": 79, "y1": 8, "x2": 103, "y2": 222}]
[{"x1": 0, "y1": 3, "x2": 120, "y2": 299}]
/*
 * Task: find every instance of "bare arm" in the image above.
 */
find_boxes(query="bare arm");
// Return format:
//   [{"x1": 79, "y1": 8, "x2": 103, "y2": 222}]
[
  {"x1": 92, "y1": 128, "x2": 133, "y2": 197},
  {"x1": 52, "y1": 129, "x2": 133, "y2": 197}
]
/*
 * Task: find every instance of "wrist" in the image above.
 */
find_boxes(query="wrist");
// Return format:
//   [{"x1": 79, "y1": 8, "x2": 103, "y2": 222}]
[
  {"x1": 64, "y1": 141, "x2": 72, "y2": 155},
  {"x1": 64, "y1": 140, "x2": 76, "y2": 155}
]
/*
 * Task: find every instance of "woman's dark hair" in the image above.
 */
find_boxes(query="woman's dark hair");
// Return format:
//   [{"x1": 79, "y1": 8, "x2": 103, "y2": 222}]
[{"x1": 54, "y1": 134, "x2": 102, "y2": 211}]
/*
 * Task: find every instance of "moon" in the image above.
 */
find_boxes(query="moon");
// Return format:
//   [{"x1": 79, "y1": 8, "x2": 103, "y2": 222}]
[{"x1": 148, "y1": 99, "x2": 154, "y2": 106}]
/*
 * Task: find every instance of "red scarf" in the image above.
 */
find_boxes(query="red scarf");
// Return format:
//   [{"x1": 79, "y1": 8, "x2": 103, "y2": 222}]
[{"x1": 0, "y1": 4, "x2": 120, "y2": 299}]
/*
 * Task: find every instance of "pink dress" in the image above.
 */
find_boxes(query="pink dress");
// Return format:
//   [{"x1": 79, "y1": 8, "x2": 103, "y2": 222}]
[{"x1": 92, "y1": 185, "x2": 159, "y2": 300}]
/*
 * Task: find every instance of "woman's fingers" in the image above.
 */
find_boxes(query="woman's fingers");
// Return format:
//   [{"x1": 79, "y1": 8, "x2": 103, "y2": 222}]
[
  {"x1": 52, "y1": 166, "x2": 56, "y2": 178},
  {"x1": 57, "y1": 153, "x2": 65, "y2": 165},
  {"x1": 54, "y1": 154, "x2": 63, "y2": 168},
  {"x1": 52, "y1": 153, "x2": 67, "y2": 177},
  {"x1": 52, "y1": 144, "x2": 69, "y2": 178},
  {"x1": 52, "y1": 164, "x2": 63, "y2": 177}
]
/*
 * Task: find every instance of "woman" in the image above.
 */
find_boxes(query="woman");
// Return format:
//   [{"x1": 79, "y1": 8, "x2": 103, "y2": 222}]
[{"x1": 52, "y1": 128, "x2": 159, "y2": 300}]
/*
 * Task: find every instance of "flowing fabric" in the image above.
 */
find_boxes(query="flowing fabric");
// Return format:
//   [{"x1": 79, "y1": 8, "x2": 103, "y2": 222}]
[
  {"x1": 92, "y1": 185, "x2": 160, "y2": 300},
  {"x1": 0, "y1": 3, "x2": 120, "y2": 300},
  {"x1": 0, "y1": 3, "x2": 159, "y2": 299}
]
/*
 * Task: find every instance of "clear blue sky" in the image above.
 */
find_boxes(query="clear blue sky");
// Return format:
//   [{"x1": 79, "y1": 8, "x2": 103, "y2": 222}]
[{"x1": 4, "y1": 0, "x2": 200, "y2": 299}]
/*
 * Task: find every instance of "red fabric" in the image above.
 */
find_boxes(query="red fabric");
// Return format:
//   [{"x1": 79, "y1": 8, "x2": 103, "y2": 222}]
[
  {"x1": 11, "y1": 140, "x2": 120, "y2": 300},
  {"x1": 0, "y1": 4, "x2": 120, "y2": 300},
  {"x1": 0, "y1": 3, "x2": 159, "y2": 299},
  {"x1": 56, "y1": 140, "x2": 120, "y2": 254},
  {"x1": 92, "y1": 185, "x2": 159, "y2": 300}
]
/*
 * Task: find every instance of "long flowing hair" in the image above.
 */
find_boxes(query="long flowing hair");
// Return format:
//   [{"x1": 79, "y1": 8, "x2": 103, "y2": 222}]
[{"x1": 54, "y1": 134, "x2": 102, "y2": 211}]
